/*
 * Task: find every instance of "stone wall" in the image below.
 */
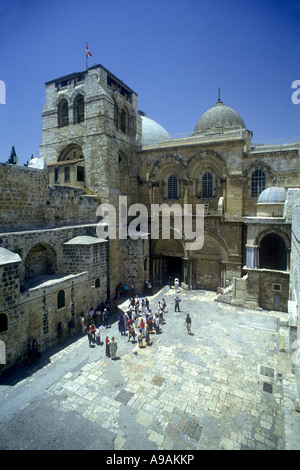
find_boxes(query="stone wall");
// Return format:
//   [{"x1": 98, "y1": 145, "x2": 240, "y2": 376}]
[
  {"x1": 0, "y1": 163, "x2": 100, "y2": 231},
  {"x1": 290, "y1": 204, "x2": 300, "y2": 401}
]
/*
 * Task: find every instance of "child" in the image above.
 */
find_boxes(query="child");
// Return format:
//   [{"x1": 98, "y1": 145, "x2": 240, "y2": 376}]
[{"x1": 137, "y1": 329, "x2": 143, "y2": 348}]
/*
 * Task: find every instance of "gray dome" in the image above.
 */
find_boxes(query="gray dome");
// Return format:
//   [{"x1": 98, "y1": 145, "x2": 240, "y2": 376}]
[
  {"x1": 141, "y1": 115, "x2": 171, "y2": 146},
  {"x1": 193, "y1": 101, "x2": 246, "y2": 135},
  {"x1": 257, "y1": 187, "x2": 286, "y2": 204}
]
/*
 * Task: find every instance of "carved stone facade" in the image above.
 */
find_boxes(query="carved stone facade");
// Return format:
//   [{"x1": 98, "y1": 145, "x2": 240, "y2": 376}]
[{"x1": 0, "y1": 63, "x2": 300, "y2": 371}]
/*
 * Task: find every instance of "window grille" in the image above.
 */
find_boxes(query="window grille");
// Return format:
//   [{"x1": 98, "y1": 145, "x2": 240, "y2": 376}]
[
  {"x1": 58, "y1": 99, "x2": 69, "y2": 127},
  {"x1": 251, "y1": 169, "x2": 266, "y2": 197},
  {"x1": 75, "y1": 96, "x2": 84, "y2": 123},
  {"x1": 259, "y1": 234, "x2": 287, "y2": 271},
  {"x1": 168, "y1": 175, "x2": 178, "y2": 199},
  {"x1": 202, "y1": 172, "x2": 213, "y2": 198}
]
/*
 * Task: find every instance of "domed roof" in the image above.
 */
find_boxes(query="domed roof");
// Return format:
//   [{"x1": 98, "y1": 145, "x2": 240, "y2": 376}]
[
  {"x1": 258, "y1": 187, "x2": 286, "y2": 204},
  {"x1": 140, "y1": 114, "x2": 171, "y2": 146},
  {"x1": 193, "y1": 100, "x2": 246, "y2": 136}
]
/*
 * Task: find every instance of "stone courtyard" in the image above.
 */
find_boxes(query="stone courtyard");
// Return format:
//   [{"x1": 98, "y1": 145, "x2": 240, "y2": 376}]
[{"x1": 0, "y1": 286, "x2": 299, "y2": 451}]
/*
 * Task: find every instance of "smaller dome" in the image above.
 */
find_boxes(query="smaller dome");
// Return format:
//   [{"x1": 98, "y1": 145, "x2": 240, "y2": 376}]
[
  {"x1": 140, "y1": 114, "x2": 171, "y2": 146},
  {"x1": 257, "y1": 187, "x2": 286, "y2": 204}
]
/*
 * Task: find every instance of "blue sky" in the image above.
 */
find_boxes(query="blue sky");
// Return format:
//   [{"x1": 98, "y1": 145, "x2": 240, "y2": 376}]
[{"x1": 1, "y1": 0, "x2": 300, "y2": 166}]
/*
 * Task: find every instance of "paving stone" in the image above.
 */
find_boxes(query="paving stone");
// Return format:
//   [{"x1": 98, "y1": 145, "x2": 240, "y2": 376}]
[{"x1": 0, "y1": 286, "x2": 299, "y2": 450}]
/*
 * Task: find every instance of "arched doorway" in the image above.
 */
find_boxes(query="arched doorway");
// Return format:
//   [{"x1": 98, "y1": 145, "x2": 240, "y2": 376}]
[
  {"x1": 192, "y1": 233, "x2": 229, "y2": 291},
  {"x1": 151, "y1": 238, "x2": 185, "y2": 285}
]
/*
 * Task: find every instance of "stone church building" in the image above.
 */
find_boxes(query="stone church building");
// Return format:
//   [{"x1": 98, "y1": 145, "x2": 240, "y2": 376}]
[{"x1": 0, "y1": 64, "x2": 300, "y2": 383}]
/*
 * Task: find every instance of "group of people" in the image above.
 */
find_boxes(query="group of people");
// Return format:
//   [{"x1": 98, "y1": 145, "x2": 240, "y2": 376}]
[
  {"x1": 98, "y1": 295, "x2": 168, "y2": 359},
  {"x1": 117, "y1": 295, "x2": 167, "y2": 347},
  {"x1": 80, "y1": 301, "x2": 114, "y2": 348}
]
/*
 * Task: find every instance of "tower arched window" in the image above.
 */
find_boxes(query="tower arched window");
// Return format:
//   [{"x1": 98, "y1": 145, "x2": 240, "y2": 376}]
[
  {"x1": 114, "y1": 100, "x2": 119, "y2": 129},
  {"x1": 259, "y1": 233, "x2": 287, "y2": 271},
  {"x1": 58, "y1": 99, "x2": 69, "y2": 127},
  {"x1": 74, "y1": 95, "x2": 84, "y2": 123},
  {"x1": 120, "y1": 108, "x2": 128, "y2": 134},
  {"x1": 251, "y1": 169, "x2": 266, "y2": 197},
  {"x1": 168, "y1": 175, "x2": 178, "y2": 199},
  {"x1": 202, "y1": 172, "x2": 213, "y2": 198}
]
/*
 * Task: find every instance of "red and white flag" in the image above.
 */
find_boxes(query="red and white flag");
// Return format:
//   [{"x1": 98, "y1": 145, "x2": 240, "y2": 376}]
[{"x1": 86, "y1": 43, "x2": 92, "y2": 58}]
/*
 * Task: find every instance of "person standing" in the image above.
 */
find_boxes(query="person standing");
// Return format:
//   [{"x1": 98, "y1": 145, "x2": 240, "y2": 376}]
[
  {"x1": 110, "y1": 337, "x2": 118, "y2": 359},
  {"x1": 174, "y1": 296, "x2": 181, "y2": 312},
  {"x1": 185, "y1": 314, "x2": 192, "y2": 334},
  {"x1": 80, "y1": 312, "x2": 86, "y2": 335},
  {"x1": 145, "y1": 324, "x2": 150, "y2": 346},
  {"x1": 96, "y1": 327, "x2": 101, "y2": 345},
  {"x1": 58, "y1": 322, "x2": 64, "y2": 344},
  {"x1": 174, "y1": 278, "x2": 179, "y2": 293},
  {"x1": 105, "y1": 336, "x2": 110, "y2": 357},
  {"x1": 139, "y1": 318, "x2": 145, "y2": 336},
  {"x1": 137, "y1": 329, "x2": 143, "y2": 348}
]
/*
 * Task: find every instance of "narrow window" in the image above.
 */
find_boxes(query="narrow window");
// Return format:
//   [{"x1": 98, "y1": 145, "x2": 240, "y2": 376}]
[
  {"x1": 202, "y1": 172, "x2": 213, "y2": 198},
  {"x1": 77, "y1": 166, "x2": 84, "y2": 182},
  {"x1": 114, "y1": 101, "x2": 119, "y2": 129},
  {"x1": 74, "y1": 95, "x2": 84, "y2": 123},
  {"x1": 54, "y1": 167, "x2": 59, "y2": 183},
  {"x1": 0, "y1": 313, "x2": 8, "y2": 333},
  {"x1": 58, "y1": 99, "x2": 69, "y2": 127},
  {"x1": 168, "y1": 175, "x2": 178, "y2": 199},
  {"x1": 251, "y1": 169, "x2": 266, "y2": 197},
  {"x1": 64, "y1": 166, "x2": 70, "y2": 182},
  {"x1": 57, "y1": 290, "x2": 65, "y2": 309},
  {"x1": 95, "y1": 278, "x2": 100, "y2": 288},
  {"x1": 120, "y1": 109, "x2": 127, "y2": 134}
]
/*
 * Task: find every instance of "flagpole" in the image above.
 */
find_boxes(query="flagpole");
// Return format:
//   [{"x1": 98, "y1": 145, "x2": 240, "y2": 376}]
[{"x1": 85, "y1": 43, "x2": 92, "y2": 71}]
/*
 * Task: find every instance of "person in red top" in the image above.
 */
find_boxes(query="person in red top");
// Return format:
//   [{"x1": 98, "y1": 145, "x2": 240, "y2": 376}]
[
  {"x1": 105, "y1": 336, "x2": 110, "y2": 357},
  {"x1": 139, "y1": 318, "x2": 145, "y2": 336}
]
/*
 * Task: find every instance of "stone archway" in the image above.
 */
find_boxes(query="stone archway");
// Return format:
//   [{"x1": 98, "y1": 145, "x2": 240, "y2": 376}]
[
  {"x1": 190, "y1": 232, "x2": 230, "y2": 291},
  {"x1": 151, "y1": 237, "x2": 186, "y2": 285}
]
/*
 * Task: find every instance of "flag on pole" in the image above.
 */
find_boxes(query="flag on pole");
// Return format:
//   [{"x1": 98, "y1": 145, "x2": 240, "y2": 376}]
[{"x1": 86, "y1": 43, "x2": 92, "y2": 58}]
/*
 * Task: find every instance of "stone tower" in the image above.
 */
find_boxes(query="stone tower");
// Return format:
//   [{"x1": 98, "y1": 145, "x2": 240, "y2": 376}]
[
  {"x1": 39, "y1": 64, "x2": 148, "y2": 296},
  {"x1": 40, "y1": 64, "x2": 142, "y2": 207}
]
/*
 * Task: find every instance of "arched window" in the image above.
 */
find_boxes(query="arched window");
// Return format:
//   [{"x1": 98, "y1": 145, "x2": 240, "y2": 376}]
[
  {"x1": 168, "y1": 175, "x2": 178, "y2": 199},
  {"x1": 74, "y1": 95, "x2": 84, "y2": 123},
  {"x1": 120, "y1": 108, "x2": 128, "y2": 134},
  {"x1": 57, "y1": 290, "x2": 65, "y2": 309},
  {"x1": 259, "y1": 233, "x2": 287, "y2": 271},
  {"x1": 0, "y1": 313, "x2": 8, "y2": 333},
  {"x1": 95, "y1": 278, "x2": 100, "y2": 288},
  {"x1": 58, "y1": 99, "x2": 69, "y2": 127},
  {"x1": 202, "y1": 172, "x2": 213, "y2": 198},
  {"x1": 114, "y1": 100, "x2": 119, "y2": 129},
  {"x1": 252, "y1": 169, "x2": 266, "y2": 197}
]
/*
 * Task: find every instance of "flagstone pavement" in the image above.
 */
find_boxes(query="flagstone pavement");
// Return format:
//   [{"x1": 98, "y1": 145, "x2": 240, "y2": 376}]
[{"x1": 0, "y1": 286, "x2": 300, "y2": 451}]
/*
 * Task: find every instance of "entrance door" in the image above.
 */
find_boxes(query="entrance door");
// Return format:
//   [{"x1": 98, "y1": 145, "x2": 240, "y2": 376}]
[
  {"x1": 274, "y1": 294, "x2": 280, "y2": 311},
  {"x1": 162, "y1": 256, "x2": 183, "y2": 283}
]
